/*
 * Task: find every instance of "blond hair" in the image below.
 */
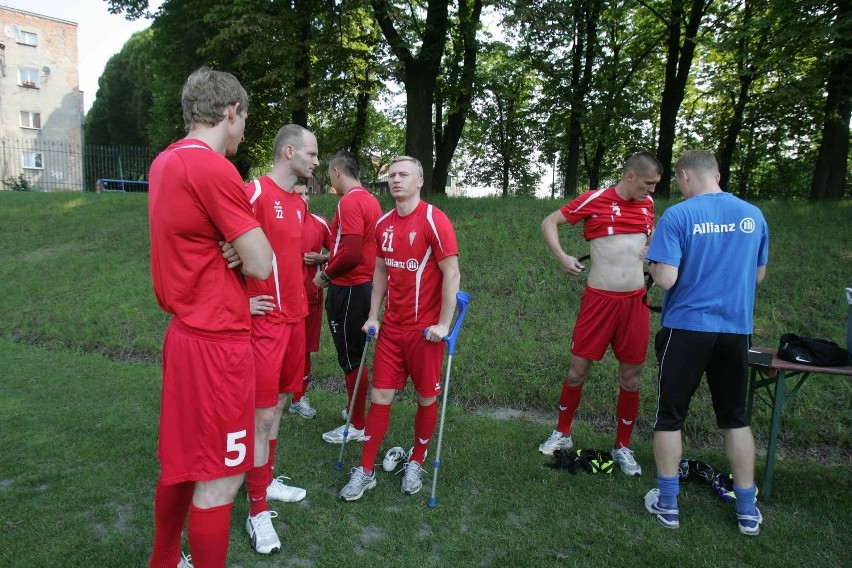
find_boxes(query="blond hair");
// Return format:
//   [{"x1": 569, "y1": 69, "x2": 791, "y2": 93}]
[{"x1": 182, "y1": 67, "x2": 249, "y2": 131}]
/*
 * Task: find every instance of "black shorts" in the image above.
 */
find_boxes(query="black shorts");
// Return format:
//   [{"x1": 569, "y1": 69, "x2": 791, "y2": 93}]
[
  {"x1": 653, "y1": 327, "x2": 751, "y2": 431},
  {"x1": 325, "y1": 282, "x2": 372, "y2": 373}
]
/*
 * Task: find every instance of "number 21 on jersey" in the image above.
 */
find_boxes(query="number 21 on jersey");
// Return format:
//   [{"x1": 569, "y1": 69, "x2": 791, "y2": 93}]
[{"x1": 381, "y1": 230, "x2": 394, "y2": 253}]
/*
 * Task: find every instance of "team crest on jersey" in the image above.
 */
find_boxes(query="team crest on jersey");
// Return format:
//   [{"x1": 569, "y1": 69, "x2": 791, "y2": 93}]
[
  {"x1": 409, "y1": 231, "x2": 417, "y2": 245},
  {"x1": 274, "y1": 201, "x2": 283, "y2": 219}
]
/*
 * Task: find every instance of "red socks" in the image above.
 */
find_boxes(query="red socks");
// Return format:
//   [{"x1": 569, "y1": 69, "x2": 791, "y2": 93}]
[
  {"x1": 556, "y1": 382, "x2": 583, "y2": 434},
  {"x1": 410, "y1": 401, "x2": 438, "y2": 464},
  {"x1": 615, "y1": 387, "x2": 640, "y2": 449},
  {"x1": 344, "y1": 367, "x2": 369, "y2": 430},
  {"x1": 361, "y1": 403, "x2": 391, "y2": 473},
  {"x1": 148, "y1": 480, "x2": 193, "y2": 568},
  {"x1": 188, "y1": 502, "x2": 232, "y2": 568},
  {"x1": 246, "y1": 464, "x2": 269, "y2": 517}
]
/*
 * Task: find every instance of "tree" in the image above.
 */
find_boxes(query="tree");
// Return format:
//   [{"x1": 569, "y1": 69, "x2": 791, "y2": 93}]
[
  {"x1": 640, "y1": 0, "x2": 714, "y2": 197},
  {"x1": 459, "y1": 42, "x2": 540, "y2": 197},
  {"x1": 84, "y1": 29, "x2": 154, "y2": 146},
  {"x1": 810, "y1": 0, "x2": 852, "y2": 200}
]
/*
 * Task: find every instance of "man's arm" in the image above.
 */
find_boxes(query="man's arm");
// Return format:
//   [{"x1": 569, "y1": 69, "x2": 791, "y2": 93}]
[
  {"x1": 649, "y1": 262, "x2": 678, "y2": 290},
  {"x1": 424, "y1": 255, "x2": 461, "y2": 342},
  {"x1": 232, "y1": 227, "x2": 273, "y2": 280},
  {"x1": 756, "y1": 265, "x2": 767, "y2": 284},
  {"x1": 541, "y1": 210, "x2": 585, "y2": 274},
  {"x1": 363, "y1": 258, "x2": 388, "y2": 335}
]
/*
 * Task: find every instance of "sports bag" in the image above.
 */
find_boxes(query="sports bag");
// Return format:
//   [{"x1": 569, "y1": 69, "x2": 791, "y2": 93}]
[{"x1": 778, "y1": 333, "x2": 849, "y2": 367}]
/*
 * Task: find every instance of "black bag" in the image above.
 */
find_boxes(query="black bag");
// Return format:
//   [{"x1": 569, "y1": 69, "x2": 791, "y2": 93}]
[{"x1": 778, "y1": 333, "x2": 850, "y2": 367}]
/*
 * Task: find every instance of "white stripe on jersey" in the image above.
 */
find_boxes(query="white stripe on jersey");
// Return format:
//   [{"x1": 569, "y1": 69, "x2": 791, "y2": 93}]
[
  {"x1": 249, "y1": 179, "x2": 262, "y2": 205},
  {"x1": 332, "y1": 201, "x2": 344, "y2": 255},
  {"x1": 567, "y1": 187, "x2": 607, "y2": 215},
  {"x1": 425, "y1": 204, "x2": 443, "y2": 251},
  {"x1": 310, "y1": 213, "x2": 331, "y2": 233},
  {"x1": 173, "y1": 144, "x2": 209, "y2": 151},
  {"x1": 271, "y1": 251, "x2": 282, "y2": 312},
  {"x1": 375, "y1": 210, "x2": 394, "y2": 228},
  {"x1": 414, "y1": 246, "x2": 432, "y2": 322}
]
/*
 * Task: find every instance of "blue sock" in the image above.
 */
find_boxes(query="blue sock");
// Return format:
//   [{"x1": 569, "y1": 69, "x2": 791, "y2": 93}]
[
  {"x1": 734, "y1": 484, "x2": 758, "y2": 516},
  {"x1": 657, "y1": 473, "x2": 680, "y2": 509}
]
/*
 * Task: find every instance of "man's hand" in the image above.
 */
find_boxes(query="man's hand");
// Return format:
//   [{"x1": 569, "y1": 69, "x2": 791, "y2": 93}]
[
  {"x1": 220, "y1": 240, "x2": 241, "y2": 269},
  {"x1": 304, "y1": 252, "x2": 327, "y2": 266},
  {"x1": 424, "y1": 323, "x2": 450, "y2": 343},
  {"x1": 557, "y1": 254, "x2": 586, "y2": 275},
  {"x1": 362, "y1": 319, "x2": 380, "y2": 337},
  {"x1": 250, "y1": 295, "x2": 275, "y2": 315},
  {"x1": 312, "y1": 271, "x2": 330, "y2": 289}
]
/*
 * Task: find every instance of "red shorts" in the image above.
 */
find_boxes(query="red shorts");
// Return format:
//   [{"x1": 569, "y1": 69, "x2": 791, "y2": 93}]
[
  {"x1": 158, "y1": 318, "x2": 255, "y2": 485},
  {"x1": 570, "y1": 286, "x2": 650, "y2": 364},
  {"x1": 251, "y1": 317, "x2": 306, "y2": 407},
  {"x1": 372, "y1": 324, "x2": 446, "y2": 397},
  {"x1": 305, "y1": 305, "x2": 323, "y2": 353}
]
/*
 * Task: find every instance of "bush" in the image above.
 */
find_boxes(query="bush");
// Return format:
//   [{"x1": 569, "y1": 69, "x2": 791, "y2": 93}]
[{"x1": 3, "y1": 174, "x2": 32, "y2": 191}]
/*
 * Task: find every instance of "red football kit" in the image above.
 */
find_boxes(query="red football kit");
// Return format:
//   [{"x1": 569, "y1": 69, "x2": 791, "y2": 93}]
[
  {"x1": 560, "y1": 186, "x2": 654, "y2": 240},
  {"x1": 372, "y1": 201, "x2": 459, "y2": 394},
  {"x1": 328, "y1": 187, "x2": 383, "y2": 286},
  {"x1": 302, "y1": 212, "x2": 332, "y2": 352},
  {"x1": 148, "y1": 138, "x2": 259, "y2": 484},
  {"x1": 244, "y1": 177, "x2": 308, "y2": 405}
]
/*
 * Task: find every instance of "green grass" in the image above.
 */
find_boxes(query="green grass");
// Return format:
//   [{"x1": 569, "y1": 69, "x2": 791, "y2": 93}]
[{"x1": 1, "y1": 191, "x2": 851, "y2": 566}]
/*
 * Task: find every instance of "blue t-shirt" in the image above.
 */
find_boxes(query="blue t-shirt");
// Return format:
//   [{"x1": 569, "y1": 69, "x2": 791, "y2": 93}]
[{"x1": 646, "y1": 192, "x2": 769, "y2": 334}]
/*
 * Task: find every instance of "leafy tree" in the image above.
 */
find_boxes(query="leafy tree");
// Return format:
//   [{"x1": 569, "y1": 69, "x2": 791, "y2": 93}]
[
  {"x1": 459, "y1": 42, "x2": 541, "y2": 197},
  {"x1": 84, "y1": 29, "x2": 154, "y2": 146},
  {"x1": 810, "y1": 0, "x2": 852, "y2": 200}
]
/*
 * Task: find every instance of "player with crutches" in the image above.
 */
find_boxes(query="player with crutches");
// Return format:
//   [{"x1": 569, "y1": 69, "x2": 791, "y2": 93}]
[{"x1": 339, "y1": 156, "x2": 460, "y2": 502}]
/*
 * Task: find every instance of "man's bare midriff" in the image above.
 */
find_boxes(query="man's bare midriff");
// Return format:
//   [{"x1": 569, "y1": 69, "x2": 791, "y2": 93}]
[{"x1": 588, "y1": 233, "x2": 647, "y2": 292}]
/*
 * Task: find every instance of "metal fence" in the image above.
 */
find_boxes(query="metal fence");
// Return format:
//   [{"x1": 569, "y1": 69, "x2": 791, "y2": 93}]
[{"x1": 0, "y1": 138, "x2": 157, "y2": 192}]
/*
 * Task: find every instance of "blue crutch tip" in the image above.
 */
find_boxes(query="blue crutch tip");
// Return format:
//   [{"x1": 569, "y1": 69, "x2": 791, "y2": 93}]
[
  {"x1": 335, "y1": 461, "x2": 343, "y2": 471},
  {"x1": 428, "y1": 497, "x2": 437, "y2": 509}
]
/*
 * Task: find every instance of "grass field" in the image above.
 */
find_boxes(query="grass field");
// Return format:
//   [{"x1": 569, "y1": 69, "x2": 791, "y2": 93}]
[{"x1": 1, "y1": 192, "x2": 850, "y2": 566}]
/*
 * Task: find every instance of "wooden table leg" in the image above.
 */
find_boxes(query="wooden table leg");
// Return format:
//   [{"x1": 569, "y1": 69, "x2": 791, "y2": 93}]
[{"x1": 762, "y1": 370, "x2": 786, "y2": 501}]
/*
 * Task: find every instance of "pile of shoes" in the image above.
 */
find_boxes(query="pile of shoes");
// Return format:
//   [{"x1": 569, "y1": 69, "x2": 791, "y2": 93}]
[
  {"x1": 547, "y1": 449, "x2": 614, "y2": 475},
  {"x1": 679, "y1": 458, "x2": 759, "y2": 502}
]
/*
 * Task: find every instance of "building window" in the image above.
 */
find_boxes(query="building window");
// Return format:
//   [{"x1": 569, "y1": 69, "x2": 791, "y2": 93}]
[
  {"x1": 20, "y1": 111, "x2": 42, "y2": 129},
  {"x1": 22, "y1": 152, "x2": 43, "y2": 170},
  {"x1": 17, "y1": 31, "x2": 38, "y2": 47},
  {"x1": 18, "y1": 67, "x2": 40, "y2": 88}
]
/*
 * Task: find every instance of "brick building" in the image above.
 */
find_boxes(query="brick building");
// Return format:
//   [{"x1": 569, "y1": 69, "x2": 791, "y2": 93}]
[{"x1": 0, "y1": 6, "x2": 83, "y2": 190}]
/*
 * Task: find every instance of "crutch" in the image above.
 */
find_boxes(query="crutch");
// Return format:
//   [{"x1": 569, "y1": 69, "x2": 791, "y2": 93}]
[
  {"x1": 335, "y1": 327, "x2": 376, "y2": 470},
  {"x1": 428, "y1": 290, "x2": 472, "y2": 509}
]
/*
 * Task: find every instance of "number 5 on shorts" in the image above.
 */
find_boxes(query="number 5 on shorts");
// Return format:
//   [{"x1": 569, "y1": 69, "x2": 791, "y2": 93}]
[{"x1": 225, "y1": 429, "x2": 247, "y2": 467}]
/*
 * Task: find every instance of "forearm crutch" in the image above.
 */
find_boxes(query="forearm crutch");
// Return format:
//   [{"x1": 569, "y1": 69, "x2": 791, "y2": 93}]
[{"x1": 335, "y1": 328, "x2": 375, "y2": 470}]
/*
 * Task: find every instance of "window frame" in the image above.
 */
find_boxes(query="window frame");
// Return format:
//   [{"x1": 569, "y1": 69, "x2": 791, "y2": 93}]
[
  {"x1": 18, "y1": 67, "x2": 40, "y2": 89},
  {"x1": 16, "y1": 30, "x2": 38, "y2": 47},
  {"x1": 22, "y1": 151, "x2": 44, "y2": 170},
  {"x1": 19, "y1": 110, "x2": 42, "y2": 130}
]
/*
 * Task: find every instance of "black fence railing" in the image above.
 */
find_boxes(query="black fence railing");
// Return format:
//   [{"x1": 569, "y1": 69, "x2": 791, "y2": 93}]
[{"x1": 0, "y1": 138, "x2": 157, "y2": 191}]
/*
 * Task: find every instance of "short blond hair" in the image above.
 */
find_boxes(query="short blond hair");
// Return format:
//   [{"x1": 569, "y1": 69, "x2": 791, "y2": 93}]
[
  {"x1": 390, "y1": 155, "x2": 423, "y2": 178},
  {"x1": 182, "y1": 67, "x2": 249, "y2": 130}
]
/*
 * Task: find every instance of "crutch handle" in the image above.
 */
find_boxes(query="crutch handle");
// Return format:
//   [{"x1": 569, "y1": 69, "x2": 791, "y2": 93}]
[{"x1": 422, "y1": 291, "x2": 471, "y2": 356}]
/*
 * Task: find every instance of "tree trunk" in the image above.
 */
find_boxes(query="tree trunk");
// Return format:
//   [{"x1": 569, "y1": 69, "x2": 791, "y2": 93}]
[
  {"x1": 810, "y1": 0, "x2": 851, "y2": 200},
  {"x1": 718, "y1": 78, "x2": 752, "y2": 192},
  {"x1": 349, "y1": 77, "x2": 371, "y2": 158},
  {"x1": 404, "y1": 71, "x2": 439, "y2": 192},
  {"x1": 433, "y1": 0, "x2": 484, "y2": 195},
  {"x1": 291, "y1": 0, "x2": 312, "y2": 127},
  {"x1": 655, "y1": 0, "x2": 711, "y2": 197}
]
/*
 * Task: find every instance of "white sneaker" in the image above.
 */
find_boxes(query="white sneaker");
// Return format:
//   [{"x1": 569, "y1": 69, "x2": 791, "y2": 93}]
[
  {"x1": 322, "y1": 423, "x2": 365, "y2": 444},
  {"x1": 177, "y1": 552, "x2": 193, "y2": 568},
  {"x1": 245, "y1": 510, "x2": 281, "y2": 554},
  {"x1": 267, "y1": 475, "x2": 307, "y2": 502},
  {"x1": 538, "y1": 430, "x2": 574, "y2": 456},
  {"x1": 289, "y1": 397, "x2": 317, "y2": 419},
  {"x1": 612, "y1": 446, "x2": 642, "y2": 476},
  {"x1": 401, "y1": 460, "x2": 424, "y2": 495},
  {"x1": 382, "y1": 446, "x2": 406, "y2": 472},
  {"x1": 339, "y1": 466, "x2": 377, "y2": 502}
]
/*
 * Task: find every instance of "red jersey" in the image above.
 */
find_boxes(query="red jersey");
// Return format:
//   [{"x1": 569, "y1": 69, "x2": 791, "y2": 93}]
[
  {"x1": 561, "y1": 186, "x2": 654, "y2": 241},
  {"x1": 244, "y1": 176, "x2": 308, "y2": 324},
  {"x1": 302, "y1": 212, "x2": 332, "y2": 310},
  {"x1": 375, "y1": 201, "x2": 459, "y2": 329},
  {"x1": 148, "y1": 139, "x2": 259, "y2": 334},
  {"x1": 329, "y1": 187, "x2": 383, "y2": 286}
]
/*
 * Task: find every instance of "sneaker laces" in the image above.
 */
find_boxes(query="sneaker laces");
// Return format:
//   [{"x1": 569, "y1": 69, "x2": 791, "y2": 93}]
[
  {"x1": 349, "y1": 466, "x2": 373, "y2": 486},
  {"x1": 545, "y1": 430, "x2": 564, "y2": 445},
  {"x1": 271, "y1": 474, "x2": 294, "y2": 486},
  {"x1": 614, "y1": 447, "x2": 637, "y2": 465},
  {"x1": 251, "y1": 510, "x2": 279, "y2": 540},
  {"x1": 400, "y1": 460, "x2": 426, "y2": 482},
  {"x1": 180, "y1": 552, "x2": 193, "y2": 568}
]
